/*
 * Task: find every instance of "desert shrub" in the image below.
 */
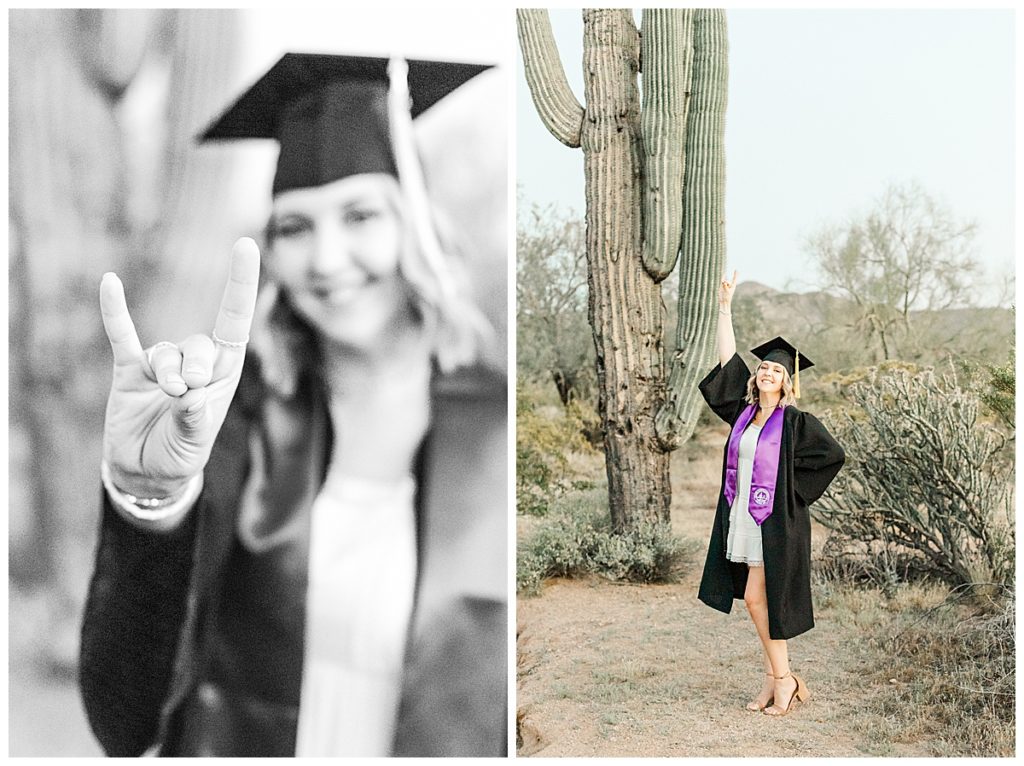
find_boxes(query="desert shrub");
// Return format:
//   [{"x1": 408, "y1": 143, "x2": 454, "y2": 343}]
[
  {"x1": 517, "y1": 488, "x2": 693, "y2": 595},
  {"x1": 516, "y1": 380, "x2": 597, "y2": 516},
  {"x1": 814, "y1": 365, "x2": 1014, "y2": 590},
  {"x1": 878, "y1": 585, "x2": 1015, "y2": 755},
  {"x1": 979, "y1": 357, "x2": 1015, "y2": 433},
  {"x1": 813, "y1": 533, "x2": 928, "y2": 597}
]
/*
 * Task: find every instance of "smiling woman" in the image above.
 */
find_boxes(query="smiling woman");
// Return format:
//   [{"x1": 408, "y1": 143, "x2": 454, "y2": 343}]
[
  {"x1": 78, "y1": 51, "x2": 507, "y2": 758},
  {"x1": 697, "y1": 271, "x2": 845, "y2": 718},
  {"x1": 266, "y1": 174, "x2": 410, "y2": 352}
]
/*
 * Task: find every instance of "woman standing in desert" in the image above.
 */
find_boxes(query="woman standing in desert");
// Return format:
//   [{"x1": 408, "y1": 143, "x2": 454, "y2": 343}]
[{"x1": 697, "y1": 270, "x2": 845, "y2": 716}]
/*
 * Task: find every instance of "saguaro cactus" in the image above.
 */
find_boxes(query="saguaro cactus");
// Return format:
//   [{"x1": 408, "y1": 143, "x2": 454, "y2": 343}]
[
  {"x1": 518, "y1": 9, "x2": 728, "y2": 527},
  {"x1": 640, "y1": 9, "x2": 693, "y2": 279},
  {"x1": 656, "y1": 10, "x2": 730, "y2": 449}
]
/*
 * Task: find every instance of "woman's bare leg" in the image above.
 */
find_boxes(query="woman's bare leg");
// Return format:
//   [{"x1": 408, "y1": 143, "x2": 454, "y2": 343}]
[
  {"x1": 746, "y1": 647, "x2": 776, "y2": 710},
  {"x1": 743, "y1": 566, "x2": 777, "y2": 709},
  {"x1": 744, "y1": 565, "x2": 798, "y2": 713}
]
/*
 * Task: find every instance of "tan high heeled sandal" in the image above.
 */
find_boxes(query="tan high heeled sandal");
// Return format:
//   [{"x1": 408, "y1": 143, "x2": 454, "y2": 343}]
[
  {"x1": 745, "y1": 672, "x2": 775, "y2": 712},
  {"x1": 763, "y1": 671, "x2": 809, "y2": 717}
]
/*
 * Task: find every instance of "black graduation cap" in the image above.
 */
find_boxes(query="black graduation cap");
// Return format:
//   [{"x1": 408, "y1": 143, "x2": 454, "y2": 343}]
[
  {"x1": 199, "y1": 52, "x2": 493, "y2": 194},
  {"x1": 750, "y1": 336, "x2": 814, "y2": 398}
]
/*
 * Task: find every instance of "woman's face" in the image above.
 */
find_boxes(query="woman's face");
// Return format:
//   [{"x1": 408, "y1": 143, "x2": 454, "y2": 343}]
[
  {"x1": 266, "y1": 173, "x2": 410, "y2": 349},
  {"x1": 756, "y1": 360, "x2": 787, "y2": 396}
]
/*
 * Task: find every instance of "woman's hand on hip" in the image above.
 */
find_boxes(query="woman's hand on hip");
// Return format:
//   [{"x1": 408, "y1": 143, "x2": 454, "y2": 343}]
[{"x1": 99, "y1": 238, "x2": 261, "y2": 499}]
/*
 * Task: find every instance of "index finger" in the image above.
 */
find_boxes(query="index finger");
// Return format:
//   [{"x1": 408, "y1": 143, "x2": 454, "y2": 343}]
[
  {"x1": 213, "y1": 237, "x2": 261, "y2": 347},
  {"x1": 99, "y1": 273, "x2": 144, "y2": 366},
  {"x1": 732, "y1": 269, "x2": 738, "y2": 285}
]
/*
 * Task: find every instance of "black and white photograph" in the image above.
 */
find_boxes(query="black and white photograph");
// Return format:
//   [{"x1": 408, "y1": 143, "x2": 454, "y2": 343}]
[{"x1": 9, "y1": 7, "x2": 508, "y2": 757}]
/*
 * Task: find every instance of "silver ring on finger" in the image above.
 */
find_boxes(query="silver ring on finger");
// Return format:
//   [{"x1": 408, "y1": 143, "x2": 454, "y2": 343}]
[
  {"x1": 211, "y1": 328, "x2": 249, "y2": 349},
  {"x1": 146, "y1": 341, "x2": 179, "y2": 369}
]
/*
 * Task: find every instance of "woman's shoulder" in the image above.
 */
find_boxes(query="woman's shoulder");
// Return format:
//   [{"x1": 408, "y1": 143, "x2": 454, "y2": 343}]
[
  {"x1": 783, "y1": 405, "x2": 833, "y2": 437},
  {"x1": 784, "y1": 404, "x2": 819, "y2": 422},
  {"x1": 783, "y1": 404, "x2": 820, "y2": 429}
]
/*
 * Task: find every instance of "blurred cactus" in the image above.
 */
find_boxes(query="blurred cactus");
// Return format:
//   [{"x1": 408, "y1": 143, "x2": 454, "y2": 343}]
[
  {"x1": 518, "y1": 9, "x2": 728, "y2": 529},
  {"x1": 8, "y1": 9, "x2": 240, "y2": 666}
]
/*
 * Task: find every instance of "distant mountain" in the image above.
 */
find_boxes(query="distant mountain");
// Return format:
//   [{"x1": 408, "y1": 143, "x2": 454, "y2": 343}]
[{"x1": 664, "y1": 280, "x2": 1013, "y2": 374}]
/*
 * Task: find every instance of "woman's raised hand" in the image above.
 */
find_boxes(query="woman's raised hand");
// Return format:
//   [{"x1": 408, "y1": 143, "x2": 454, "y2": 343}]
[
  {"x1": 719, "y1": 269, "x2": 739, "y2": 308},
  {"x1": 99, "y1": 238, "x2": 260, "y2": 499}
]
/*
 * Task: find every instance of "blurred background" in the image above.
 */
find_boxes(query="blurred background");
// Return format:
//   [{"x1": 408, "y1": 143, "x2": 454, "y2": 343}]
[{"x1": 7, "y1": 8, "x2": 508, "y2": 755}]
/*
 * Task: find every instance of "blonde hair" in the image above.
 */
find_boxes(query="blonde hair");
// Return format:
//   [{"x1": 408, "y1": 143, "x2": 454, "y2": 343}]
[
  {"x1": 744, "y1": 365, "x2": 797, "y2": 407},
  {"x1": 252, "y1": 183, "x2": 493, "y2": 399}
]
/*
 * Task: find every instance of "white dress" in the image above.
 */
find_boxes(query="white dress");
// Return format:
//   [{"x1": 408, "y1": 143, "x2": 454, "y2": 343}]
[
  {"x1": 294, "y1": 467, "x2": 418, "y2": 757},
  {"x1": 726, "y1": 421, "x2": 764, "y2": 566}
]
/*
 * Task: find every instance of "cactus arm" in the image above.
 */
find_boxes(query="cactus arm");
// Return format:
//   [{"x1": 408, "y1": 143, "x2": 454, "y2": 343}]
[
  {"x1": 640, "y1": 8, "x2": 694, "y2": 281},
  {"x1": 656, "y1": 8, "x2": 730, "y2": 450},
  {"x1": 517, "y1": 9, "x2": 585, "y2": 148}
]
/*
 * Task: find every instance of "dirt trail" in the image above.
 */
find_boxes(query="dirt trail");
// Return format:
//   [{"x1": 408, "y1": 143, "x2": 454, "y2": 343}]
[{"x1": 516, "y1": 426, "x2": 932, "y2": 758}]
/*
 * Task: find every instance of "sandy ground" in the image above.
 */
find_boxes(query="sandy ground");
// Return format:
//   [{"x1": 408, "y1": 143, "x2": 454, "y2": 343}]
[{"x1": 516, "y1": 425, "x2": 935, "y2": 758}]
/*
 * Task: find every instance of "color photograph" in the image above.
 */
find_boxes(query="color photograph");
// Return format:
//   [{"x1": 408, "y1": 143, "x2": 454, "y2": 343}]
[{"x1": 516, "y1": 8, "x2": 1014, "y2": 757}]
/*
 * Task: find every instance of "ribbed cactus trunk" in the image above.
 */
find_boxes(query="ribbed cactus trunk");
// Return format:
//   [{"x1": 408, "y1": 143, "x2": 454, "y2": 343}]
[
  {"x1": 581, "y1": 10, "x2": 671, "y2": 527},
  {"x1": 655, "y1": 10, "x2": 730, "y2": 449},
  {"x1": 519, "y1": 8, "x2": 729, "y2": 531},
  {"x1": 519, "y1": 9, "x2": 670, "y2": 527}
]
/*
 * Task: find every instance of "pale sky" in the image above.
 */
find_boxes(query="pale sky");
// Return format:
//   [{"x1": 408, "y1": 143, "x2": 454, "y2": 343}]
[{"x1": 516, "y1": 9, "x2": 1016, "y2": 307}]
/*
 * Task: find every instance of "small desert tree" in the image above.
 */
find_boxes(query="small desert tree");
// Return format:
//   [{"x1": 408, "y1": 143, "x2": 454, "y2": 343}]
[
  {"x1": 516, "y1": 203, "x2": 593, "y2": 406},
  {"x1": 805, "y1": 181, "x2": 980, "y2": 362}
]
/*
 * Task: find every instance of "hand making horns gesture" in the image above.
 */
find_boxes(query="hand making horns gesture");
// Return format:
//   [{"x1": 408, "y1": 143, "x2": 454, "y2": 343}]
[
  {"x1": 99, "y1": 238, "x2": 261, "y2": 500},
  {"x1": 719, "y1": 269, "x2": 739, "y2": 308}
]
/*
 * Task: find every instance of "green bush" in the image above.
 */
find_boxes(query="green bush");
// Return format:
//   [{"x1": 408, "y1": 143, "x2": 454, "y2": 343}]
[
  {"x1": 517, "y1": 488, "x2": 693, "y2": 595},
  {"x1": 979, "y1": 358, "x2": 1014, "y2": 432},
  {"x1": 516, "y1": 380, "x2": 597, "y2": 516}
]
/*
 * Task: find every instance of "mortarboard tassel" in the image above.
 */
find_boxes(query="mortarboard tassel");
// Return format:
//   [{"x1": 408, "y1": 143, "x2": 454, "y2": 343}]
[
  {"x1": 793, "y1": 350, "x2": 801, "y2": 399},
  {"x1": 386, "y1": 58, "x2": 493, "y2": 372},
  {"x1": 387, "y1": 58, "x2": 454, "y2": 298}
]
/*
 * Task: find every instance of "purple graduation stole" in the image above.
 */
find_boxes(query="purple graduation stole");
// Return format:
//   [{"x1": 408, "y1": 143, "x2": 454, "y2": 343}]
[{"x1": 723, "y1": 403, "x2": 785, "y2": 526}]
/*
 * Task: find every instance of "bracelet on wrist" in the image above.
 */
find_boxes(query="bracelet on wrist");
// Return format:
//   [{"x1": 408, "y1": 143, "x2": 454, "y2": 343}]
[{"x1": 101, "y1": 460, "x2": 199, "y2": 521}]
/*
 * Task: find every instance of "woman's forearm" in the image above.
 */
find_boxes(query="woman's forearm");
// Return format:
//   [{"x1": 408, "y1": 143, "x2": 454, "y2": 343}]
[
  {"x1": 717, "y1": 270, "x2": 738, "y2": 367},
  {"x1": 718, "y1": 309, "x2": 736, "y2": 367}
]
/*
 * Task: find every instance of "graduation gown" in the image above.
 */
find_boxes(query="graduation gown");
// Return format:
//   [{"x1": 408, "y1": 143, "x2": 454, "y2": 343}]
[
  {"x1": 79, "y1": 355, "x2": 507, "y2": 757},
  {"x1": 697, "y1": 353, "x2": 844, "y2": 640}
]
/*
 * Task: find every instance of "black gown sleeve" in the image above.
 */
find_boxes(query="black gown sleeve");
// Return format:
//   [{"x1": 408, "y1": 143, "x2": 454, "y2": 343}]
[
  {"x1": 79, "y1": 492, "x2": 200, "y2": 756},
  {"x1": 790, "y1": 410, "x2": 845, "y2": 505},
  {"x1": 79, "y1": 357, "x2": 259, "y2": 756},
  {"x1": 698, "y1": 353, "x2": 752, "y2": 426}
]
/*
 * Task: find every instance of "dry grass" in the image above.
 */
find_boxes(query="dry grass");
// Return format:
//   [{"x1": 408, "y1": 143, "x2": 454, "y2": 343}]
[{"x1": 860, "y1": 586, "x2": 1013, "y2": 756}]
